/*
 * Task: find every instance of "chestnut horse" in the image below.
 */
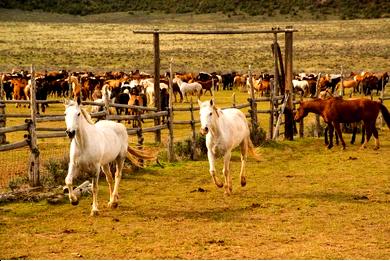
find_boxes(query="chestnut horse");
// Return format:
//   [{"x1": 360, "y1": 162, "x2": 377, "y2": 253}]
[{"x1": 294, "y1": 97, "x2": 390, "y2": 150}]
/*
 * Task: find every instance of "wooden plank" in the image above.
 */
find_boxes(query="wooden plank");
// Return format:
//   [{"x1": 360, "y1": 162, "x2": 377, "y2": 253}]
[
  {"x1": 0, "y1": 123, "x2": 29, "y2": 134},
  {"x1": 36, "y1": 100, "x2": 63, "y2": 104},
  {"x1": 140, "y1": 111, "x2": 168, "y2": 119},
  {"x1": 143, "y1": 124, "x2": 168, "y2": 133},
  {"x1": 36, "y1": 115, "x2": 64, "y2": 122},
  {"x1": 1, "y1": 100, "x2": 30, "y2": 104},
  {"x1": 36, "y1": 127, "x2": 66, "y2": 132},
  {"x1": 173, "y1": 120, "x2": 200, "y2": 125},
  {"x1": 173, "y1": 106, "x2": 200, "y2": 112},
  {"x1": 37, "y1": 132, "x2": 67, "y2": 139},
  {"x1": 107, "y1": 114, "x2": 137, "y2": 121},
  {"x1": 3, "y1": 113, "x2": 31, "y2": 118},
  {"x1": 110, "y1": 103, "x2": 157, "y2": 111},
  {"x1": 0, "y1": 139, "x2": 29, "y2": 151},
  {"x1": 126, "y1": 129, "x2": 138, "y2": 135},
  {"x1": 133, "y1": 28, "x2": 298, "y2": 35}
]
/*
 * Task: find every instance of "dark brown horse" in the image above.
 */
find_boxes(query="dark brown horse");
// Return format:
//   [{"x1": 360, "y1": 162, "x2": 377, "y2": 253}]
[{"x1": 294, "y1": 97, "x2": 390, "y2": 150}]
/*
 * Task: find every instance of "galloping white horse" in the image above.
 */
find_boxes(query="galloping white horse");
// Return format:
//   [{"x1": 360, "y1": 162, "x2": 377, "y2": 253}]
[
  {"x1": 64, "y1": 99, "x2": 156, "y2": 216},
  {"x1": 174, "y1": 77, "x2": 202, "y2": 102},
  {"x1": 198, "y1": 99, "x2": 260, "y2": 195}
]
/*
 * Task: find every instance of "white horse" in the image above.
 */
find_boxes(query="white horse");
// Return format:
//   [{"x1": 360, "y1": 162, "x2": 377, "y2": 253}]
[
  {"x1": 64, "y1": 99, "x2": 156, "y2": 216},
  {"x1": 174, "y1": 77, "x2": 202, "y2": 103},
  {"x1": 198, "y1": 99, "x2": 260, "y2": 195},
  {"x1": 140, "y1": 78, "x2": 168, "y2": 107},
  {"x1": 292, "y1": 79, "x2": 309, "y2": 97}
]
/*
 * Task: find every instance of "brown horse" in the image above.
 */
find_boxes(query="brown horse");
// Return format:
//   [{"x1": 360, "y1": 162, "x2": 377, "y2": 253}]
[
  {"x1": 10, "y1": 78, "x2": 29, "y2": 107},
  {"x1": 335, "y1": 79, "x2": 360, "y2": 96},
  {"x1": 294, "y1": 97, "x2": 390, "y2": 150}
]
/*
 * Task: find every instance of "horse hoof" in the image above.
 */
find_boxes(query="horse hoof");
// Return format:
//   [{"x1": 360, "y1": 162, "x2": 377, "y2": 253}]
[
  {"x1": 71, "y1": 200, "x2": 79, "y2": 206},
  {"x1": 215, "y1": 182, "x2": 224, "y2": 188},
  {"x1": 373, "y1": 146, "x2": 379, "y2": 151},
  {"x1": 108, "y1": 201, "x2": 118, "y2": 209},
  {"x1": 90, "y1": 210, "x2": 99, "y2": 216},
  {"x1": 241, "y1": 177, "x2": 247, "y2": 187}
]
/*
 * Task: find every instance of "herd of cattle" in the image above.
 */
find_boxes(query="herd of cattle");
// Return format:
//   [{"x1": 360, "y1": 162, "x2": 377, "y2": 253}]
[{"x1": 0, "y1": 69, "x2": 389, "y2": 115}]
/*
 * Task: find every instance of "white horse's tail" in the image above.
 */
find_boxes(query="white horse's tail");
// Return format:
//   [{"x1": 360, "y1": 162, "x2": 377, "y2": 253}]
[
  {"x1": 127, "y1": 146, "x2": 160, "y2": 167},
  {"x1": 246, "y1": 136, "x2": 261, "y2": 161}
]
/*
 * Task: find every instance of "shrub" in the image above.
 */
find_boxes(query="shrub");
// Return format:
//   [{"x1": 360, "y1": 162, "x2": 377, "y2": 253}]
[
  {"x1": 174, "y1": 134, "x2": 207, "y2": 160},
  {"x1": 250, "y1": 126, "x2": 267, "y2": 147}
]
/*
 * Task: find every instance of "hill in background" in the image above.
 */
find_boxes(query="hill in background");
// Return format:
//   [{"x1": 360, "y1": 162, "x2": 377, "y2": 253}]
[{"x1": 0, "y1": 0, "x2": 389, "y2": 20}]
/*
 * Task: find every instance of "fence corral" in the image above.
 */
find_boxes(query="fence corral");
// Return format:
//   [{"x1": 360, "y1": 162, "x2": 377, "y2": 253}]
[{"x1": 0, "y1": 27, "x2": 298, "y2": 189}]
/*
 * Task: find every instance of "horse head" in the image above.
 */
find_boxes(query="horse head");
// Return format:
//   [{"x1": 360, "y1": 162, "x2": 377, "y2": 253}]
[
  {"x1": 294, "y1": 101, "x2": 308, "y2": 121},
  {"x1": 64, "y1": 99, "x2": 82, "y2": 139},
  {"x1": 198, "y1": 99, "x2": 219, "y2": 135}
]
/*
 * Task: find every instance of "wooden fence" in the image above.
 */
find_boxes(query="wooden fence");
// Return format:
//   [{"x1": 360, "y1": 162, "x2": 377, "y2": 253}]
[{"x1": 0, "y1": 76, "x2": 287, "y2": 189}]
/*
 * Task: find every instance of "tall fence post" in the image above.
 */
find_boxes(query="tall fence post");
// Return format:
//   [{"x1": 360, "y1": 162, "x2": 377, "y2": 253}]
[
  {"x1": 28, "y1": 65, "x2": 40, "y2": 187},
  {"x1": 340, "y1": 66, "x2": 344, "y2": 96},
  {"x1": 284, "y1": 27, "x2": 294, "y2": 140},
  {"x1": 103, "y1": 86, "x2": 110, "y2": 119},
  {"x1": 247, "y1": 65, "x2": 258, "y2": 136},
  {"x1": 380, "y1": 77, "x2": 385, "y2": 128},
  {"x1": 0, "y1": 77, "x2": 6, "y2": 144},
  {"x1": 153, "y1": 29, "x2": 161, "y2": 143},
  {"x1": 314, "y1": 72, "x2": 322, "y2": 138},
  {"x1": 190, "y1": 98, "x2": 197, "y2": 160},
  {"x1": 167, "y1": 59, "x2": 175, "y2": 162}
]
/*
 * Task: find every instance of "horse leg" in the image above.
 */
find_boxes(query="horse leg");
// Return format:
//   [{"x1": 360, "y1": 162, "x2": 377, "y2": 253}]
[
  {"x1": 240, "y1": 139, "x2": 248, "y2": 187},
  {"x1": 372, "y1": 123, "x2": 380, "y2": 150},
  {"x1": 334, "y1": 123, "x2": 346, "y2": 149},
  {"x1": 324, "y1": 126, "x2": 329, "y2": 145},
  {"x1": 91, "y1": 167, "x2": 101, "y2": 216},
  {"x1": 351, "y1": 122, "x2": 357, "y2": 144},
  {"x1": 65, "y1": 162, "x2": 79, "y2": 205},
  {"x1": 327, "y1": 123, "x2": 334, "y2": 149},
  {"x1": 101, "y1": 164, "x2": 114, "y2": 205},
  {"x1": 222, "y1": 150, "x2": 232, "y2": 195},
  {"x1": 109, "y1": 158, "x2": 124, "y2": 209},
  {"x1": 207, "y1": 150, "x2": 223, "y2": 188},
  {"x1": 360, "y1": 123, "x2": 365, "y2": 144}
]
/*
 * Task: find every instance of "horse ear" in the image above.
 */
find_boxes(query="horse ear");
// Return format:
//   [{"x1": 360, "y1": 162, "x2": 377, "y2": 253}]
[
  {"x1": 63, "y1": 99, "x2": 70, "y2": 107},
  {"x1": 210, "y1": 99, "x2": 214, "y2": 106},
  {"x1": 76, "y1": 96, "x2": 81, "y2": 106},
  {"x1": 197, "y1": 99, "x2": 202, "y2": 107}
]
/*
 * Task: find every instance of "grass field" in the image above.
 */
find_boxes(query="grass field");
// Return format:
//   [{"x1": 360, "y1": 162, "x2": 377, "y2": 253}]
[
  {"x1": 0, "y1": 129, "x2": 390, "y2": 259},
  {"x1": 0, "y1": 9, "x2": 389, "y2": 73},
  {"x1": 0, "y1": 10, "x2": 390, "y2": 259}
]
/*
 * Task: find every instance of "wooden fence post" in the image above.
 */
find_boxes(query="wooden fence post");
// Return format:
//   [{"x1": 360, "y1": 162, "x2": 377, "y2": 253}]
[
  {"x1": 167, "y1": 59, "x2": 175, "y2": 162},
  {"x1": 103, "y1": 86, "x2": 110, "y2": 119},
  {"x1": 247, "y1": 65, "x2": 258, "y2": 136},
  {"x1": 314, "y1": 72, "x2": 322, "y2": 138},
  {"x1": 68, "y1": 73, "x2": 73, "y2": 99},
  {"x1": 380, "y1": 77, "x2": 385, "y2": 128},
  {"x1": 284, "y1": 27, "x2": 294, "y2": 140},
  {"x1": 190, "y1": 98, "x2": 197, "y2": 160},
  {"x1": 153, "y1": 30, "x2": 161, "y2": 143},
  {"x1": 340, "y1": 66, "x2": 344, "y2": 96},
  {"x1": 28, "y1": 65, "x2": 40, "y2": 187},
  {"x1": 0, "y1": 77, "x2": 6, "y2": 144}
]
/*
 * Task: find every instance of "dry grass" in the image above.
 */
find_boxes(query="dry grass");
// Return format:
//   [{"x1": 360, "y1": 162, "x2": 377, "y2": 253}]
[
  {"x1": 0, "y1": 130, "x2": 390, "y2": 259},
  {"x1": 0, "y1": 10, "x2": 389, "y2": 73}
]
